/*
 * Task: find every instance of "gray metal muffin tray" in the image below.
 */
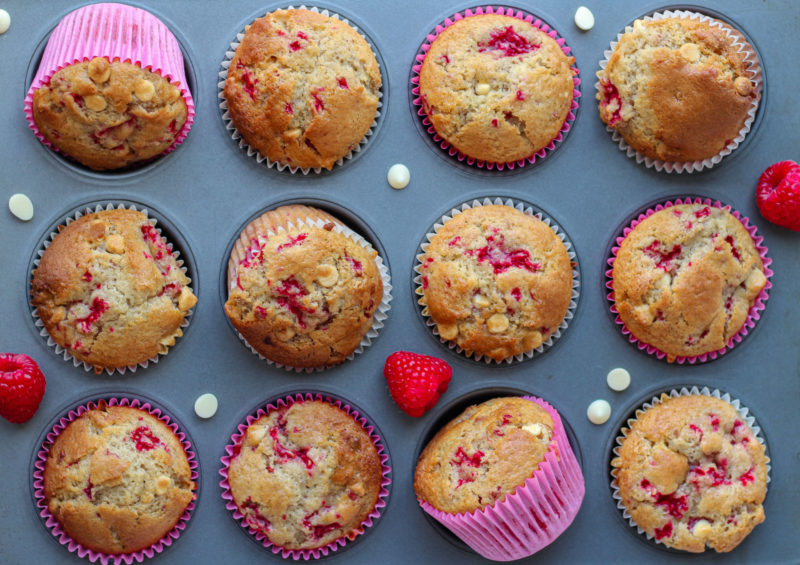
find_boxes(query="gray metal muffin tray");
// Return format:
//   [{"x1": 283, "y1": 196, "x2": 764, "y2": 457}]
[{"x1": 1, "y1": 1, "x2": 798, "y2": 563}]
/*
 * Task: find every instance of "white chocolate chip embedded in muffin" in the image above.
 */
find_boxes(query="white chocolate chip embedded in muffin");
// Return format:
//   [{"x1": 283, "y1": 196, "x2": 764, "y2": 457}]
[
  {"x1": 692, "y1": 519, "x2": 712, "y2": 539},
  {"x1": 285, "y1": 128, "x2": 303, "y2": 140},
  {"x1": 316, "y1": 264, "x2": 339, "y2": 287},
  {"x1": 734, "y1": 76, "x2": 753, "y2": 96},
  {"x1": 472, "y1": 293, "x2": 490, "y2": 308},
  {"x1": 85, "y1": 94, "x2": 107, "y2": 112},
  {"x1": 475, "y1": 83, "x2": 491, "y2": 95},
  {"x1": 437, "y1": 323, "x2": 459, "y2": 340},
  {"x1": 154, "y1": 475, "x2": 172, "y2": 495},
  {"x1": 177, "y1": 288, "x2": 197, "y2": 311},
  {"x1": 105, "y1": 234, "x2": 125, "y2": 254},
  {"x1": 134, "y1": 79, "x2": 156, "y2": 101},
  {"x1": 277, "y1": 327, "x2": 296, "y2": 341},
  {"x1": 88, "y1": 57, "x2": 111, "y2": 84},
  {"x1": 679, "y1": 43, "x2": 700, "y2": 62},
  {"x1": 487, "y1": 313, "x2": 509, "y2": 334}
]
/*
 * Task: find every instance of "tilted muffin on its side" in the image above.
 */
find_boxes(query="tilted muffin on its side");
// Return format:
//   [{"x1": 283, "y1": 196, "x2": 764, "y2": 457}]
[
  {"x1": 419, "y1": 205, "x2": 572, "y2": 361},
  {"x1": 31, "y1": 209, "x2": 197, "y2": 373},
  {"x1": 613, "y1": 394, "x2": 768, "y2": 552},
  {"x1": 32, "y1": 58, "x2": 188, "y2": 171},
  {"x1": 597, "y1": 17, "x2": 757, "y2": 163},
  {"x1": 612, "y1": 203, "x2": 766, "y2": 361},
  {"x1": 418, "y1": 14, "x2": 575, "y2": 164},
  {"x1": 43, "y1": 404, "x2": 195, "y2": 555},
  {"x1": 225, "y1": 205, "x2": 383, "y2": 368},
  {"x1": 224, "y1": 8, "x2": 381, "y2": 170},
  {"x1": 227, "y1": 400, "x2": 383, "y2": 550}
]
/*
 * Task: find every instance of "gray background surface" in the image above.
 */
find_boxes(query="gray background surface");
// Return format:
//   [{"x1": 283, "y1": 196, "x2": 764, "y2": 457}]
[{"x1": 1, "y1": 0, "x2": 798, "y2": 563}]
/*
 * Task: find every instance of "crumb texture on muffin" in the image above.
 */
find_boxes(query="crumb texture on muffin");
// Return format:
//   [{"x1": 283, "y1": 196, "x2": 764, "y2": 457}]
[
  {"x1": 43, "y1": 404, "x2": 194, "y2": 555},
  {"x1": 612, "y1": 394, "x2": 768, "y2": 553},
  {"x1": 418, "y1": 14, "x2": 575, "y2": 163},
  {"x1": 227, "y1": 400, "x2": 383, "y2": 550},
  {"x1": 31, "y1": 209, "x2": 197, "y2": 372},
  {"x1": 612, "y1": 203, "x2": 765, "y2": 361},
  {"x1": 32, "y1": 58, "x2": 187, "y2": 170},
  {"x1": 415, "y1": 397, "x2": 555, "y2": 514},
  {"x1": 224, "y1": 9, "x2": 381, "y2": 170},
  {"x1": 597, "y1": 18, "x2": 756, "y2": 162},
  {"x1": 419, "y1": 204, "x2": 572, "y2": 361}
]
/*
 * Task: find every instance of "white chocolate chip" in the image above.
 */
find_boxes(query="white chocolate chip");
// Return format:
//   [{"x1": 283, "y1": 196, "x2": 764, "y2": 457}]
[
  {"x1": 574, "y1": 6, "x2": 594, "y2": 31},
  {"x1": 285, "y1": 128, "x2": 302, "y2": 139},
  {"x1": 487, "y1": 313, "x2": 509, "y2": 334},
  {"x1": 475, "y1": 83, "x2": 491, "y2": 95},
  {"x1": 692, "y1": 519, "x2": 712, "y2": 538},
  {"x1": 522, "y1": 423, "x2": 551, "y2": 441},
  {"x1": 154, "y1": 475, "x2": 172, "y2": 494},
  {"x1": 587, "y1": 399, "x2": 611, "y2": 425},
  {"x1": 8, "y1": 193, "x2": 33, "y2": 221},
  {"x1": 734, "y1": 76, "x2": 753, "y2": 96},
  {"x1": 85, "y1": 94, "x2": 107, "y2": 112},
  {"x1": 316, "y1": 264, "x2": 339, "y2": 287},
  {"x1": 105, "y1": 234, "x2": 125, "y2": 254},
  {"x1": 472, "y1": 293, "x2": 490, "y2": 308},
  {"x1": 134, "y1": 79, "x2": 155, "y2": 101},
  {"x1": 387, "y1": 164, "x2": 410, "y2": 190},
  {"x1": 0, "y1": 10, "x2": 10, "y2": 35},
  {"x1": 606, "y1": 367, "x2": 631, "y2": 391},
  {"x1": 88, "y1": 57, "x2": 111, "y2": 83},
  {"x1": 680, "y1": 43, "x2": 700, "y2": 63},
  {"x1": 194, "y1": 393, "x2": 218, "y2": 419},
  {"x1": 437, "y1": 323, "x2": 458, "y2": 340}
]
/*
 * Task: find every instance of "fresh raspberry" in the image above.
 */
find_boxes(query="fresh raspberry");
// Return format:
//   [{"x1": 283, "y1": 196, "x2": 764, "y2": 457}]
[
  {"x1": 0, "y1": 353, "x2": 46, "y2": 424},
  {"x1": 756, "y1": 160, "x2": 800, "y2": 231},
  {"x1": 383, "y1": 351, "x2": 452, "y2": 417}
]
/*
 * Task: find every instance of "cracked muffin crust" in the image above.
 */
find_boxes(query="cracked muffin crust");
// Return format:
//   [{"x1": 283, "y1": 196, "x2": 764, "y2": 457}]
[
  {"x1": 419, "y1": 205, "x2": 572, "y2": 361},
  {"x1": 612, "y1": 394, "x2": 767, "y2": 553},
  {"x1": 612, "y1": 203, "x2": 766, "y2": 361},
  {"x1": 31, "y1": 209, "x2": 197, "y2": 373},
  {"x1": 227, "y1": 400, "x2": 382, "y2": 550},
  {"x1": 414, "y1": 397, "x2": 554, "y2": 514},
  {"x1": 597, "y1": 17, "x2": 757, "y2": 163},
  {"x1": 418, "y1": 14, "x2": 575, "y2": 164},
  {"x1": 32, "y1": 58, "x2": 188, "y2": 170},
  {"x1": 225, "y1": 205, "x2": 383, "y2": 369},
  {"x1": 43, "y1": 403, "x2": 194, "y2": 555},
  {"x1": 224, "y1": 8, "x2": 381, "y2": 170}
]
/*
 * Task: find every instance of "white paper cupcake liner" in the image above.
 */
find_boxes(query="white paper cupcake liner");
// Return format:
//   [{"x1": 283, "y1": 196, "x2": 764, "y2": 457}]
[
  {"x1": 596, "y1": 9, "x2": 763, "y2": 173},
  {"x1": 217, "y1": 4, "x2": 384, "y2": 175},
  {"x1": 610, "y1": 386, "x2": 770, "y2": 549},
  {"x1": 226, "y1": 214, "x2": 392, "y2": 373},
  {"x1": 30, "y1": 202, "x2": 195, "y2": 375},
  {"x1": 414, "y1": 197, "x2": 580, "y2": 364}
]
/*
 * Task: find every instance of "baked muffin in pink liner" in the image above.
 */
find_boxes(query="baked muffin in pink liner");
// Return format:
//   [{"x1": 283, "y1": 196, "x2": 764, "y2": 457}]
[
  {"x1": 606, "y1": 197, "x2": 772, "y2": 364},
  {"x1": 32, "y1": 396, "x2": 198, "y2": 565},
  {"x1": 410, "y1": 6, "x2": 580, "y2": 171},
  {"x1": 417, "y1": 396, "x2": 584, "y2": 561},
  {"x1": 24, "y1": 3, "x2": 194, "y2": 170},
  {"x1": 219, "y1": 392, "x2": 391, "y2": 560}
]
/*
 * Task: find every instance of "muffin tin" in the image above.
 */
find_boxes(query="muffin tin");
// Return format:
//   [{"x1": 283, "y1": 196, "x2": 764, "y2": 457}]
[{"x1": 2, "y1": 1, "x2": 799, "y2": 563}]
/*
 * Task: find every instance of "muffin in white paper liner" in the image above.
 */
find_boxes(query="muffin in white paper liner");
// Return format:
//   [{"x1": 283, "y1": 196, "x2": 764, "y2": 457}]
[
  {"x1": 595, "y1": 9, "x2": 763, "y2": 173},
  {"x1": 217, "y1": 4, "x2": 384, "y2": 175},
  {"x1": 30, "y1": 202, "x2": 195, "y2": 375},
  {"x1": 610, "y1": 386, "x2": 770, "y2": 551},
  {"x1": 225, "y1": 212, "x2": 391, "y2": 372},
  {"x1": 414, "y1": 197, "x2": 579, "y2": 364}
]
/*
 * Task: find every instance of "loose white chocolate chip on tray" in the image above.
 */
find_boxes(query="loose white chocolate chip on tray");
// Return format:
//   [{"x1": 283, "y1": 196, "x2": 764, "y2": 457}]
[
  {"x1": 606, "y1": 367, "x2": 631, "y2": 391},
  {"x1": 194, "y1": 393, "x2": 218, "y2": 419},
  {"x1": 0, "y1": 10, "x2": 10, "y2": 35},
  {"x1": 8, "y1": 193, "x2": 33, "y2": 221},
  {"x1": 387, "y1": 163, "x2": 410, "y2": 189},
  {"x1": 587, "y1": 399, "x2": 611, "y2": 425},
  {"x1": 574, "y1": 6, "x2": 594, "y2": 31}
]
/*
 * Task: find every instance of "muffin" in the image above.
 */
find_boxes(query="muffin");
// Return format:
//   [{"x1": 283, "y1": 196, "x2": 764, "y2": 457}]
[
  {"x1": 418, "y1": 204, "x2": 572, "y2": 361},
  {"x1": 612, "y1": 203, "x2": 766, "y2": 361},
  {"x1": 43, "y1": 403, "x2": 195, "y2": 555},
  {"x1": 223, "y1": 8, "x2": 381, "y2": 170},
  {"x1": 418, "y1": 13, "x2": 575, "y2": 164},
  {"x1": 597, "y1": 16, "x2": 758, "y2": 163},
  {"x1": 25, "y1": 3, "x2": 193, "y2": 171},
  {"x1": 31, "y1": 208, "x2": 197, "y2": 373},
  {"x1": 224, "y1": 205, "x2": 384, "y2": 369},
  {"x1": 226, "y1": 399, "x2": 383, "y2": 551},
  {"x1": 612, "y1": 394, "x2": 768, "y2": 552}
]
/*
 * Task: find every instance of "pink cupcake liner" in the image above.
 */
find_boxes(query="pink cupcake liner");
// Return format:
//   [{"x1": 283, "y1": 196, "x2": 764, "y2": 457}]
[
  {"x1": 24, "y1": 3, "x2": 195, "y2": 161},
  {"x1": 418, "y1": 395, "x2": 585, "y2": 561},
  {"x1": 605, "y1": 197, "x2": 773, "y2": 364},
  {"x1": 410, "y1": 6, "x2": 581, "y2": 171},
  {"x1": 219, "y1": 392, "x2": 391, "y2": 560},
  {"x1": 32, "y1": 396, "x2": 199, "y2": 565}
]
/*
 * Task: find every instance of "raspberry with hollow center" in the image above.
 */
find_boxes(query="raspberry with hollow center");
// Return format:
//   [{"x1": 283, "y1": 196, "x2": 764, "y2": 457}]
[{"x1": 756, "y1": 160, "x2": 800, "y2": 231}]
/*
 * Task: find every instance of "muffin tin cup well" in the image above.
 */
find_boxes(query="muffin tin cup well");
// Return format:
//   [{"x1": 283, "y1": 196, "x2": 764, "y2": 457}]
[
  {"x1": 413, "y1": 386, "x2": 585, "y2": 561},
  {"x1": 219, "y1": 197, "x2": 391, "y2": 373},
  {"x1": 595, "y1": 7, "x2": 765, "y2": 174},
  {"x1": 218, "y1": 390, "x2": 392, "y2": 560},
  {"x1": 217, "y1": 3, "x2": 387, "y2": 176},
  {"x1": 409, "y1": 4, "x2": 581, "y2": 175},
  {"x1": 607, "y1": 385, "x2": 771, "y2": 553},
  {"x1": 30, "y1": 393, "x2": 200, "y2": 565},
  {"x1": 23, "y1": 2, "x2": 197, "y2": 180},
  {"x1": 413, "y1": 196, "x2": 580, "y2": 366},
  {"x1": 604, "y1": 196, "x2": 772, "y2": 365},
  {"x1": 27, "y1": 199, "x2": 198, "y2": 375}
]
